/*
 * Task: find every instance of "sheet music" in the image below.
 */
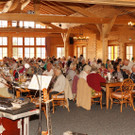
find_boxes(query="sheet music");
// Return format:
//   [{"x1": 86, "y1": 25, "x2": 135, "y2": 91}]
[{"x1": 28, "y1": 75, "x2": 52, "y2": 90}]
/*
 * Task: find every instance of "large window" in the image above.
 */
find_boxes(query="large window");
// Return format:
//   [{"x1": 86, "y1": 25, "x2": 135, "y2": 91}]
[
  {"x1": 36, "y1": 38, "x2": 46, "y2": 58},
  {"x1": 12, "y1": 21, "x2": 46, "y2": 29},
  {"x1": 0, "y1": 37, "x2": 8, "y2": 59},
  {"x1": 36, "y1": 48, "x2": 46, "y2": 59},
  {"x1": 12, "y1": 37, "x2": 23, "y2": 59},
  {"x1": 36, "y1": 38, "x2": 45, "y2": 46},
  {"x1": 0, "y1": 20, "x2": 7, "y2": 27},
  {"x1": 57, "y1": 47, "x2": 64, "y2": 58},
  {"x1": 77, "y1": 47, "x2": 81, "y2": 58},
  {"x1": 83, "y1": 47, "x2": 86, "y2": 60},
  {"x1": 126, "y1": 46, "x2": 133, "y2": 61},
  {"x1": 12, "y1": 37, "x2": 46, "y2": 59},
  {"x1": 108, "y1": 46, "x2": 119, "y2": 60},
  {"x1": 76, "y1": 46, "x2": 87, "y2": 59},
  {"x1": 25, "y1": 37, "x2": 34, "y2": 46},
  {"x1": 25, "y1": 48, "x2": 34, "y2": 58},
  {"x1": 13, "y1": 48, "x2": 23, "y2": 59}
]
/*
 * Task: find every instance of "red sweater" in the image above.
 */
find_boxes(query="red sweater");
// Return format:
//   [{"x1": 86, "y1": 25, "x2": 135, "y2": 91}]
[{"x1": 87, "y1": 73, "x2": 106, "y2": 92}]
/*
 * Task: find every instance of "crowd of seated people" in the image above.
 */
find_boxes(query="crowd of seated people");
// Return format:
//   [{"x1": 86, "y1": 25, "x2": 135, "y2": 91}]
[{"x1": 0, "y1": 55, "x2": 135, "y2": 110}]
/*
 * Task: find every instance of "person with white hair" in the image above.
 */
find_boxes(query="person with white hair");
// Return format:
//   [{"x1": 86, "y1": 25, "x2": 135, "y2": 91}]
[
  {"x1": 121, "y1": 59, "x2": 134, "y2": 74},
  {"x1": 79, "y1": 65, "x2": 91, "y2": 80},
  {"x1": 43, "y1": 62, "x2": 54, "y2": 76},
  {"x1": 66, "y1": 63, "x2": 77, "y2": 88},
  {"x1": 49, "y1": 66, "x2": 66, "y2": 96}
]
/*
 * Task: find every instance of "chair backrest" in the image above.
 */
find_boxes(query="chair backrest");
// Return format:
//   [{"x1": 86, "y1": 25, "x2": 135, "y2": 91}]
[
  {"x1": 72, "y1": 75, "x2": 79, "y2": 94},
  {"x1": 121, "y1": 79, "x2": 134, "y2": 94}
]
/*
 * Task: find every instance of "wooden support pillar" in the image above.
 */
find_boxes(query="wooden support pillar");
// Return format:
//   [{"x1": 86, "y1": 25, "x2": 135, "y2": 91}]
[
  {"x1": 61, "y1": 28, "x2": 72, "y2": 58},
  {"x1": 8, "y1": 36, "x2": 12, "y2": 58},
  {"x1": 96, "y1": 16, "x2": 117, "y2": 62},
  {"x1": 119, "y1": 42, "x2": 124, "y2": 59},
  {"x1": 61, "y1": 33, "x2": 67, "y2": 58}
]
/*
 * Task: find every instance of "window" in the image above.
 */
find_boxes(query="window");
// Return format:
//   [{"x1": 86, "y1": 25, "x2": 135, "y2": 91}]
[
  {"x1": 108, "y1": 46, "x2": 119, "y2": 60},
  {"x1": 57, "y1": 47, "x2": 64, "y2": 58},
  {"x1": 77, "y1": 47, "x2": 81, "y2": 58},
  {"x1": 25, "y1": 37, "x2": 34, "y2": 46},
  {"x1": 13, "y1": 48, "x2": 23, "y2": 59},
  {"x1": 0, "y1": 37, "x2": 7, "y2": 46},
  {"x1": 36, "y1": 38, "x2": 45, "y2": 46},
  {"x1": 13, "y1": 37, "x2": 23, "y2": 46},
  {"x1": 36, "y1": 24, "x2": 46, "y2": 29},
  {"x1": 12, "y1": 21, "x2": 17, "y2": 27},
  {"x1": 24, "y1": 21, "x2": 34, "y2": 28},
  {"x1": 36, "y1": 47, "x2": 46, "y2": 59},
  {"x1": 0, "y1": 20, "x2": 7, "y2": 27},
  {"x1": 12, "y1": 37, "x2": 23, "y2": 59},
  {"x1": 0, "y1": 37, "x2": 8, "y2": 60},
  {"x1": 25, "y1": 48, "x2": 34, "y2": 58},
  {"x1": 83, "y1": 47, "x2": 86, "y2": 60},
  {"x1": 12, "y1": 37, "x2": 46, "y2": 59},
  {"x1": 126, "y1": 46, "x2": 133, "y2": 61},
  {"x1": 0, "y1": 48, "x2": 7, "y2": 59}
]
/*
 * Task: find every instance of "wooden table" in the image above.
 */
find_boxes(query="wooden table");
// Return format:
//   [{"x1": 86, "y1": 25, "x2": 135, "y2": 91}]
[{"x1": 101, "y1": 80, "x2": 122, "y2": 110}]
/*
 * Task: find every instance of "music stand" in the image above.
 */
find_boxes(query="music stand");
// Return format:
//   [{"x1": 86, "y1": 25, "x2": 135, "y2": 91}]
[{"x1": 28, "y1": 75, "x2": 52, "y2": 135}]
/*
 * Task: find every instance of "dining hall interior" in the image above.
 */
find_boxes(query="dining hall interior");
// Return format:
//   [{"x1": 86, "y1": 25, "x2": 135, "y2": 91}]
[{"x1": 1, "y1": 0, "x2": 135, "y2": 135}]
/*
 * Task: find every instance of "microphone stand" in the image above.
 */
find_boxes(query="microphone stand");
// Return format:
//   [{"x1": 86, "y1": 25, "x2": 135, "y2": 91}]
[{"x1": 35, "y1": 74, "x2": 42, "y2": 135}]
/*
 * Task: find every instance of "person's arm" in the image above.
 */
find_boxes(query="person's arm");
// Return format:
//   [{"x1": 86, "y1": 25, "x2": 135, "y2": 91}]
[
  {"x1": 98, "y1": 74, "x2": 106, "y2": 83},
  {"x1": 52, "y1": 75, "x2": 65, "y2": 92}
]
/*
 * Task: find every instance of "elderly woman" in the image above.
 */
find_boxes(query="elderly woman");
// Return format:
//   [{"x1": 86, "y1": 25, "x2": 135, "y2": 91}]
[
  {"x1": 66, "y1": 63, "x2": 77, "y2": 87},
  {"x1": 49, "y1": 66, "x2": 66, "y2": 99},
  {"x1": 79, "y1": 65, "x2": 91, "y2": 80}
]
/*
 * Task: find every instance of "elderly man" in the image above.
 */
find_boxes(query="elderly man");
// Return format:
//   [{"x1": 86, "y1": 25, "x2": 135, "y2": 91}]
[
  {"x1": 79, "y1": 65, "x2": 91, "y2": 80},
  {"x1": 66, "y1": 63, "x2": 77, "y2": 85},
  {"x1": 43, "y1": 62, "x2": 54, "y2": 76},
  {"x1": 49, "y1": 67, "x2": 66, "y2": 99},
  {"x1": 87, "y1": 67, "x2": 106, "y2": 106},
  {"x1": 121, "y1": 59, "x2": 134, "y2": 75}
]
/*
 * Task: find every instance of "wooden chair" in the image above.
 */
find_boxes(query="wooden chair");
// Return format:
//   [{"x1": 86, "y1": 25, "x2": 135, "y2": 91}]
[
  {"x1": 31, "y1": 88, "x2": 49, "y2": 118},
  {"x1": 110, "y1": 78, "x2": 134, "y2": 112},
  {"x1": 51, "y1": 91, "x2": 70, "y2": 113},
  {"x1": 91, "y1": 91, "x2": 102, "y2": 109}
]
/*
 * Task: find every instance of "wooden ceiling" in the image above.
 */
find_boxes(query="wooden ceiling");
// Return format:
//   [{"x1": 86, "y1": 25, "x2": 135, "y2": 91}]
[{"x1": 0, "y1": 0, "x2": 135, "y2": 34}]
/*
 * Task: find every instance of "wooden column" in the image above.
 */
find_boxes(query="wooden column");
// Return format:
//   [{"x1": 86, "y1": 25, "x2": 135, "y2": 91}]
[
  {"x1": 61, "y1": 28, "x2": 71, "y2": 58},
  {"x1": 8, "y1": 35, "x2": 12, "y2": 58}
]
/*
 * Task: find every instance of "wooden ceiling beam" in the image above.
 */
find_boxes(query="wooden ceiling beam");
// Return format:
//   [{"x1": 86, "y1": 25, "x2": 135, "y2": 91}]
[
  {"x1": 66, "y1": 5, "x2": 95, "y2": 17},
  {"x1": 44, "y1": 0, "x2": 135, "y2": 7},
  {"x1": 0, "y1": 27, "x2": 67, "y2": 33},
  {"x1": 0, "y1": 13, "x2": 108, "y2": 24},
  {"x1": 0, "y1": 13, "x2": 134, "y2": 25},
  {"x1": 42, "y1": 23, "x2": 62, "y2": 30},
  {"x1": 41, "y1": 1, "x2": 69, "y2": 15}
]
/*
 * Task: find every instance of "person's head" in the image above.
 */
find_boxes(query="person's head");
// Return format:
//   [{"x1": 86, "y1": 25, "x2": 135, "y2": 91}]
[
  {"x1": 123, "y1": 59, "x2": 129, "y2": 66},
  {"x1": 70, "y1": 63, "x2": 76, "y2": 71},
  {"x1": 97, "y1": 59, "x2": 102, "y2": 64},
  {"x1": 132, "y1": 64, "x2": 135, "y2": 73},
  {"x1": 83, "y1": 65, "x2": 91, "y2": 74},
  {"x1": 91, "y1": 66, "x2": 98, "y2": 73},
  {"x1": 81, "y1": 58, "x2": 86, "y2": 65},
  {"x1": 114, "y1": 62, "x2": 120, "y2": 71},
  {"x1": 54, "y1": 66, "x2": 61, "y2": 76},
  {"x1": 101, "y1": 63, "x2": 105, "y2": 69},
  {"x1": 47, "y1": 62, "x2": 52, "y2": 71}
]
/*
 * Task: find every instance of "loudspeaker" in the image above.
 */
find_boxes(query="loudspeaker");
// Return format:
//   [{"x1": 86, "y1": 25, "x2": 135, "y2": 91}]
[{"x1": 69, "y1": 37, "x2": 74, "y2": 45}]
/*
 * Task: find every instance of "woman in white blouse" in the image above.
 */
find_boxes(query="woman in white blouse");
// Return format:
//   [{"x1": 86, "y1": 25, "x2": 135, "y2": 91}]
[{"x1": 79, "y1": 65, "x2": 91, "y2": 80}]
